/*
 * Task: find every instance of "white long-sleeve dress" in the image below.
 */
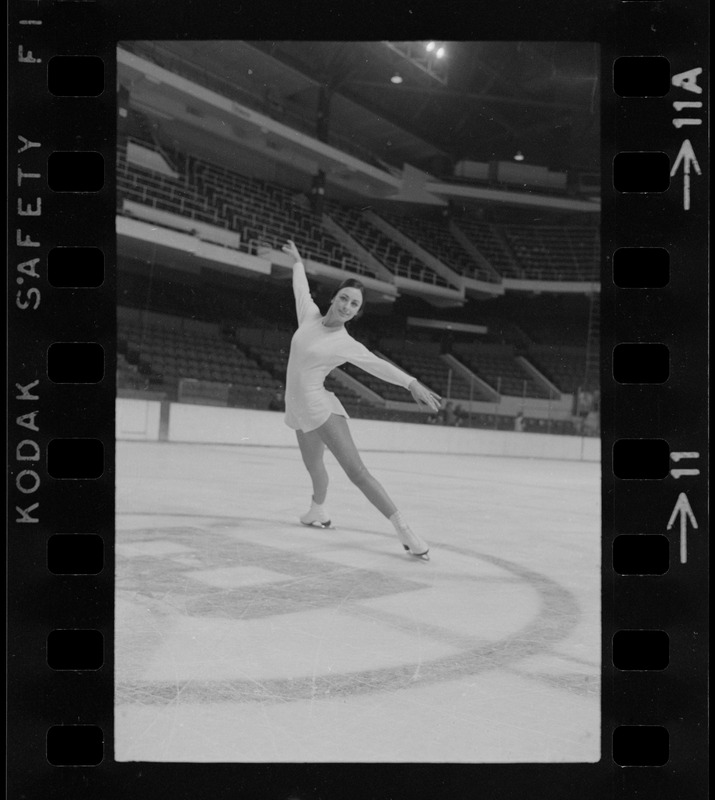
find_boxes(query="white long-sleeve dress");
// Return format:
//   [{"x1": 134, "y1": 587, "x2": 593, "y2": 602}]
[{"x1": 284, "y1": 262, "x2": 415, "y2": 432}]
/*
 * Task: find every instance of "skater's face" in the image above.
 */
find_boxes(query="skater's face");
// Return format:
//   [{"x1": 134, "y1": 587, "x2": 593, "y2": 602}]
[{"x1": 325, "y1": 287, "x2": 363, "y2": 326}]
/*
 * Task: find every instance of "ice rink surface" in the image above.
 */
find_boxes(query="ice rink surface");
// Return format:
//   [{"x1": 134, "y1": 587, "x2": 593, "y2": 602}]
[{"x1": 115, "y1": 438, "x2": 601, "y2": 763}]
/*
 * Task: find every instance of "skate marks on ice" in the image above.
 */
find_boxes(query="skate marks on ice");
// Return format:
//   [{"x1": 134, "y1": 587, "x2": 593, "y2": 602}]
[
  {"x1": 115, "y1": 513, "x2": 597, "y2": 708},
  {"x1": 115, "y1": 443, "x2": 599, "y2": 760}
]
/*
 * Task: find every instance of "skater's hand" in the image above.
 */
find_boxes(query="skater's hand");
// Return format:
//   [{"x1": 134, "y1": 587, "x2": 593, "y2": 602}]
[
  {"x1": 282, "y1": 239, "x2": 302, "y2": 263},
  {"x1": 409, "y1": 380, "x2": 441, "y2": 413}
]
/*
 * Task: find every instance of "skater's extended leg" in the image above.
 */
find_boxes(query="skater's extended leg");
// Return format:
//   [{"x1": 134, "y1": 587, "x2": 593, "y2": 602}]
[
  {"x1": 315, "y1": 414, "x2": 396, "y2": 518},
  {"x1": 315, "y1": 415, "x2": 429, "y2": 558}
]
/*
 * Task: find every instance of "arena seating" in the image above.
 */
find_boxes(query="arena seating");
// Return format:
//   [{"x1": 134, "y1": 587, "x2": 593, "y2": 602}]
[
  {"x1": 118, "y1": 139, "x2": 376, "y2": 278},
  {"x1": 378, "y1": 339, "x2": 483, "y2": 402},
  {"x1": 184, "y1": 154, "x2": 377, "y2": 278},
  {"x1": 119, "y1": 138, "x2": 599, "y2": 286},
  {"x1": 525, "y1": 345, "x2": 589, "y2": 395},
  {"x1": 323, "y1": 201, "x2": 452, "y2": 287},
  {"x1": 117, "y1": 142, "x2": 221, "y2": 227},
  {"x1": 116, "y1": 124, "x2": 598, "y2": 434},
  {"x1": 519, "y1": 315, "x2": 590, "y2": 348},
  {"x1": 118, "y1": 267, "x2": 282, "y2": 332},
  {"x1": 451, "y1": 217, "x2": 519, "y2": 277},
  {"x1": 451, "y1": 343, "x2": 552, "y2": 398},
  {"x1": 376, "y1": 211, "x2": 498, "y2": 283},
  {"x1": 118, "y1": 307, "x2": 590, "y2": 432},
  {"x1": 118, "y1": 314, "x2": 284, "y2": 403},
  {"x1": 235, "y1": 328, "x2": 292, "y2": 376},
  {"x1": 453, "y1": 216, "x2": 598, "y2": 282},
  {"x1": 500, "y1": 224, "x2": 599, "y2": 281}
]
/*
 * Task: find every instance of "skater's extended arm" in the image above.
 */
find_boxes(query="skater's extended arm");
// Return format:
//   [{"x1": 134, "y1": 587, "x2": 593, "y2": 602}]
[
  {"x1": 407, "y1": 379, "x2": 442, "y2": 413},
  {"x1": 282, "y1": 239, "x2": 320, "y2": 324},
  {"x1": 345, "y1": 341, "x2": 441, "y2": 412}
]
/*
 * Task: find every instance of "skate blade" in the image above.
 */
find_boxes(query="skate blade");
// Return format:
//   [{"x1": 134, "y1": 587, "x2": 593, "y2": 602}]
[
  {"x1": 403, "y1": 544, "x2": 430, "y2": 561},
  {"x1": 301, "y1": 520, "x2": 335, "y2": 529}
]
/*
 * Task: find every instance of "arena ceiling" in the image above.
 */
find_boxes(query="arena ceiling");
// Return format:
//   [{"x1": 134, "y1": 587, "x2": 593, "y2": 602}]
[{"x1": 130, "y1": 40, "x2": 600, "y2": 178}]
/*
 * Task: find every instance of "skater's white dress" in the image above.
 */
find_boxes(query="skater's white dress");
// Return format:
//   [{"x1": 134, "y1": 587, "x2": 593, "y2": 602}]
[{"x1": 284, "y1": 262, "x2": 415, "y2": 433}]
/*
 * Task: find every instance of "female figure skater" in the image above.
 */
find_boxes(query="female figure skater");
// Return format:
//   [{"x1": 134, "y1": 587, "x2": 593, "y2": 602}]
[{"x1": 281, "y1": 239, "x2": 441, "y2": 560}]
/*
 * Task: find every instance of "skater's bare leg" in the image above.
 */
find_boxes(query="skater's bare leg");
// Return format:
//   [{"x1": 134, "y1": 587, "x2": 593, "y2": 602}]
[
  {"x1": 315, "y1": 415, "x2": 429, "y2": 557},
  {"x1": 315, "y1": 414, "x2": 396, "y2": 518},
  {"x1": 296, "y1": 429, "x2": 328, "y2": 505}
]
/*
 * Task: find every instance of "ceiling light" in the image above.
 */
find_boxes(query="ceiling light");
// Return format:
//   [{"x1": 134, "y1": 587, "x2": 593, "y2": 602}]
[
  {"x1": 426, "y1": 41, "x2": 436, "y2": 52},
  {"x1": 436, "y1": 47, "x2": 446, "y2": 59},
  {"x1": 513, "y1": 150, "x2": 525, "y2": 162},
  {"x1": 390, "y1": 72, "x2": 403, "y2": 84}
]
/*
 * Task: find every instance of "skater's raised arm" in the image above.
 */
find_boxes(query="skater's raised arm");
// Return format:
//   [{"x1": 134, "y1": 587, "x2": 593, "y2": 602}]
[{"x1": 282, "y1": 239, "x2": 320, "y2": 324}]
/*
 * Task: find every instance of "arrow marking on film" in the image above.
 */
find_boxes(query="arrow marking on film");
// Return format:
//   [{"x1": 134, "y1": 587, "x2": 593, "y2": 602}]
[
  {"x1": 669, "y1": 451, "x2": 701, "y2": 479},
  {"x1": 670, "y1": 139, "x2": 702, "y2": 211},
  {"x1": 670, "y1": 451, "x2": 700, "y2": 462},
  {"x1": 667, "y1": 492, "x2": 698, "y2": 564}
]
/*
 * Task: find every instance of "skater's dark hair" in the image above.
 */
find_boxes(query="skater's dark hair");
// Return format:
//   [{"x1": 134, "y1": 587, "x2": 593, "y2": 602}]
[{"x1": 330, "y1": 278, "x2": 366, "y2": 322}]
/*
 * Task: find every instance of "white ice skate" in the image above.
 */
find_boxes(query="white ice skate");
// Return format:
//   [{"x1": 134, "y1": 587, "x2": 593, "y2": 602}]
[
  {"x1": 394, "y1": 520, "x2": 430, "y2": 561},
  {"x1": 300, "y1": 501, "x2": 334, "y2": 529}
]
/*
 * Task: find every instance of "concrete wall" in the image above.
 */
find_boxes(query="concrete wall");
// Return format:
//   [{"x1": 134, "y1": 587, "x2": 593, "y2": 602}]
[{"x1": 116, "y1": 399, "x2": 600, "y2": 462}]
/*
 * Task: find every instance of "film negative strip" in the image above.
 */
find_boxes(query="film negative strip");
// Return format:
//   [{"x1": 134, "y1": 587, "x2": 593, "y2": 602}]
[{"x1": 7, "y1": 1, "x2": 708, "y2": 798}]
